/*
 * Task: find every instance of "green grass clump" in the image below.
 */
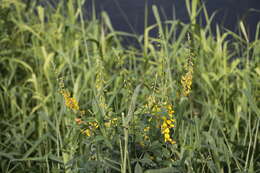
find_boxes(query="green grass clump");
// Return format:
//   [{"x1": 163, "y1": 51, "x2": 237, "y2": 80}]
[{"x1": 0, "y1": 0, "x2": 259, "y2": 173}]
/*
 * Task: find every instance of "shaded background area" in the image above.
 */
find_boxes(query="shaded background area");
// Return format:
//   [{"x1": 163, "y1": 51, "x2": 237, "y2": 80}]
[{"x1": 85, "y1": 0, "x2": 260, "y2": 41}]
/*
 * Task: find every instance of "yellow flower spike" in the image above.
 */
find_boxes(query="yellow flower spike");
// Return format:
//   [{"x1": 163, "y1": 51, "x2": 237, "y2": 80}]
[
  {"x1": 150, "y1": 104, "x2": 176, "y2": 144},
  {"x1": 60, "y1": 89, "x2": 80, "y2": 112},
  {"x1": 181, "y1": 69, "x2": 193, "y2": 97}
]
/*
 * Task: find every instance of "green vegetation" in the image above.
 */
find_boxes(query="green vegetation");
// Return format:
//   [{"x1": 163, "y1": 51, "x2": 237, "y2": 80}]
[{"x1": 0, "y1": 0, "x2": 259, "y2": 172}]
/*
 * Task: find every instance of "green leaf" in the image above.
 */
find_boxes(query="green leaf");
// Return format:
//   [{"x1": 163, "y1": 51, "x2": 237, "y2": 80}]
[
  {"x1": 124, "y1": 85, "x2": 141, "y2": 126},
  {"x1": 145, "y1": 167, "x2": 177, "y2": 173},
  {"x1": 135, "y1": 162, "x2": 143, "y2": 173}
]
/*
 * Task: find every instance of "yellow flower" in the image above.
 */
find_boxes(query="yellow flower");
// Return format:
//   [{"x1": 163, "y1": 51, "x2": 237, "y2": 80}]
[
  {"x1": 168, "y1": 110, "x2": 174, "y2": 116},
  {"x1": 166, "y1": 120, "x2": 173, "y2": 125},
  {"x1": 81, "y1": 129, "x2": 91, "y2": 136},
  {"x1": 89, "y1": 122, "x2": 99, "y2": 128},
  {"x1": 151, "y1": 104, "x2": 176, "y2": 144},
  {"x1": 65, "y1": 97, "x2": 79, "y2": 111},
  {"x1": 85, "y1": 129, "x2": 91, "y2": 137},
  {"x1": 181, "y1": 71, "x2": 193, "y2": 96},
  {"x1": 169, "y1": 123, "x2": 175, "y2": 128},
  {"x1": 144, "y1": 127, "x2": 150, "y2": 132},
  {"x1": 162, "y1": 128, "x2": 170, "y2": 134},
  {"x1": 60, "y1": 89, "x2": 80, "y2": 111},
  {"x1": 161, "y1": 122, "x2": 168, "y2": 129},
  {"x1": 164, "y1": 133, "x2": 171, "y2": 141}
]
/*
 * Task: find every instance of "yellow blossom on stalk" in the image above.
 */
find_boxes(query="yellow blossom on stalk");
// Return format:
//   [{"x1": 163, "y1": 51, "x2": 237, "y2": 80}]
[
  {"x1": 85, "y1": 129, "x2": 91, "y2": 137},
  {"x1": 162, "y1": 128, "x2": 170, "y2": 134},
  {"x1": 161, "y1": 122, "x2": 168, "y2": 129},
  {"x1": 79, "y1": 121, "x2": 99, "y2": 137},
  {"x1": 52, "y1": 62, "x2": 93, "y2": 137},
  {"x1": 60, "y1": 89, "x2": 79, "y2": 111},
  {"x1": 66, "y1": 97, "x2": 80, "y2": 111},
  {"x1": 181, "y1": 70, "x2": 193, "y2": 96},
  {"x1": 181, "y1": 35, "x2": 194, "y2": 97},
  {"x1": 160, "y1": 105, "x2": 176, "y2": 144},
  {"x1": 89, "y1": 122, "x2": 99, "y2": 129},
  {"x1": 167, "y1": 105, "x2": 175, "y2": 117}
]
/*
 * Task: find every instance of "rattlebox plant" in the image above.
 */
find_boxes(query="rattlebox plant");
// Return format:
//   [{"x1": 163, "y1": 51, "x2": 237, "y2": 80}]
[{"x1": 0, "y1": 0, "x2": 259, "y2": 173}]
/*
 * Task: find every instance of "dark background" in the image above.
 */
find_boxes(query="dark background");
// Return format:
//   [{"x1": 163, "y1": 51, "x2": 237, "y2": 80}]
[{"x1": 85, "y1": 0, "x2": 260, "y2": 41}]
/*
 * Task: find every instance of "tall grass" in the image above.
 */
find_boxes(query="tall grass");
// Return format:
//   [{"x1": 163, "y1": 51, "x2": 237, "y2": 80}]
[{"x1": 0, "y1": 0, "x2": 259, "y2": 173}]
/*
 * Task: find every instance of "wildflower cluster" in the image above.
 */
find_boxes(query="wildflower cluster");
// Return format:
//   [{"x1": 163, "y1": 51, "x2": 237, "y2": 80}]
[
  {"x1": 58, "y1": 77, "x2": 85, "y2": 115},
  {"x1": 160, "y1": 105, "x2": 176, "y2": 144},
  {"x1": 104, "y1": 118, "x2": 118, "y2": 128},
  {"x1": 181, "y1": 35, "x2": 194, "y2": 97},
  {"x1": 75, "y1": 116, "x2": 99, "y2": 137},
  {"x1": 181, "y1": 64, "x2": 193, "y2": 97},
  {"x1": 60, "y1": 89, "x2": 79, "y2": 111},
  {"x1": 80, "y1": 121, "x2": 99, "y2": 137},
  {"x1": 148, "y1": 103, "x2": 176, "y2": 144},
  {"x1": 54, "y1": 73, "x2": 98, "y2": 137}
]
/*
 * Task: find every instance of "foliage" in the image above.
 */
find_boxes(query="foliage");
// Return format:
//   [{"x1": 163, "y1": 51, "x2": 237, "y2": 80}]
[{"x1": 0, "y1": 0, "x2": 259, "y2": 173}]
